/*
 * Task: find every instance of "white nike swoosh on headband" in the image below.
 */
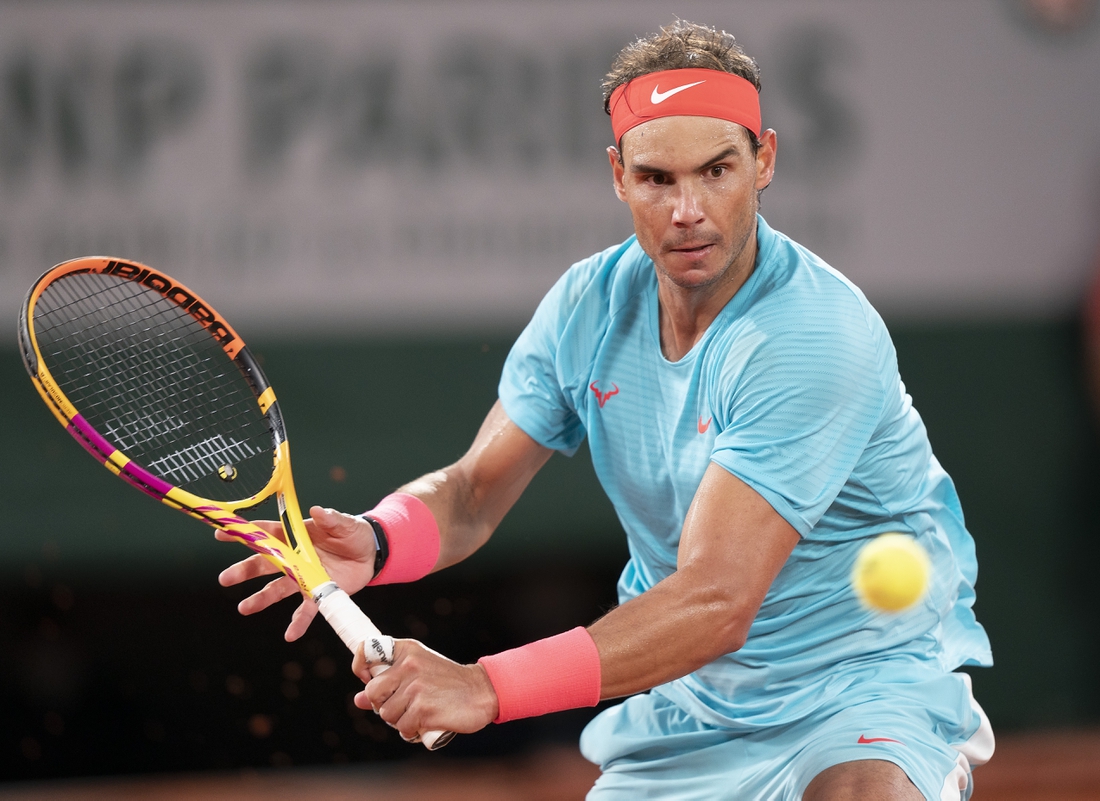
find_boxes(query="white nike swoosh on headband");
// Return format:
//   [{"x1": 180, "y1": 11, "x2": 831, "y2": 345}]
[{"x1": 650, "y1": 80, "x2": 706, "y2": 104}]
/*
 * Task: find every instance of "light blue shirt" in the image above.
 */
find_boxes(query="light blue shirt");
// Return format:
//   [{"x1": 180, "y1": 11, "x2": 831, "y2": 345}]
[{"x1": 499, "y1": 216, "x2": 992, "y2": 730}]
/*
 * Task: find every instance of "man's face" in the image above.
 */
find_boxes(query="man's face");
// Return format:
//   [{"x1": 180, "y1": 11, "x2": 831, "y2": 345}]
[{"x1": 609, "y1": 116, "x2": 776, "y2": 293}]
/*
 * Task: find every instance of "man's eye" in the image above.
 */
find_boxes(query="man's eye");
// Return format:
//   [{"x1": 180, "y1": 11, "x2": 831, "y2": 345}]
[
  {"x1": 709, "y1": 166, "x2": 726, "y2": 178},
  {"x1": 648, "y1": 174, "x2": 668, "y2": 185}
]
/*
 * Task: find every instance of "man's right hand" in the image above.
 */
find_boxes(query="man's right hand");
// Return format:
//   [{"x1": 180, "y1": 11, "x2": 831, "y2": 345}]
[{"x1": 216, "y1": 506, "x2": 378, "y2": 641}]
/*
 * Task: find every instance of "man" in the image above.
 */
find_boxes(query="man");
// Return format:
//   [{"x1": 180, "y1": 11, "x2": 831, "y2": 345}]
[{"x1": 219, "y1": 21, "x2": 994, "y2": 800}]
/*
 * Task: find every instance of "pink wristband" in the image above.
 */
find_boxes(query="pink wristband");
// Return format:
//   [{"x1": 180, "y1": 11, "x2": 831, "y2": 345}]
[
  {"x1": 364, "y1": 493, "x2": 441, "y2": 585},
  {"x1": 477, "y1": 627, "x2": 602, "y2": 723}
]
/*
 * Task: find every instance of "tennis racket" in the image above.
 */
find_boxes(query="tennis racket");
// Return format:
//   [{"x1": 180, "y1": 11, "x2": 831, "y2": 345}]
[{"x1": 18, "y1": 256, "x2": 454, "y2": 750}]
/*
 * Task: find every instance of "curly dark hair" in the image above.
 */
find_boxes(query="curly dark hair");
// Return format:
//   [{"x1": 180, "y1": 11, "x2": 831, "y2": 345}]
[
  {"x1": 603, "y1": 20, "x2": 762, "y2": 155},
  {"x1": 602, "y1": 20, "x2": 761, "y2": 113}
]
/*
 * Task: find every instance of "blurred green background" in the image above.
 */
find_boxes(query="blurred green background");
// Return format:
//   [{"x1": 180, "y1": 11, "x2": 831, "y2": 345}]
[{"x1": 3, "y1": 316, "x2": 1099, "y2": 776}]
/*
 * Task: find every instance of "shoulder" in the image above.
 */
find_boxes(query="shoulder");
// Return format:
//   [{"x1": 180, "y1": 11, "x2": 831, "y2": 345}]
[
  {"x1": 758, "y1": 219, "x2": 879, "y2": 337},
  {"x1": 546, "y1": 235, "x2": 651, "y2": 320},
  {"x1": 710, "y1": 220, "x2": 892, "y2": 399},
  {"x1": 499, "y1": 236, "x2": 649, "y2": 453},
  {"x1": 524, "y1": 235, "x2": 652, "y2": 352},
  {"x1": 507, "y1": 234, "x2": 651, "y2": 364},
  {"x1": 734, "y1": 219, "x2": 888, "y2": 362}
]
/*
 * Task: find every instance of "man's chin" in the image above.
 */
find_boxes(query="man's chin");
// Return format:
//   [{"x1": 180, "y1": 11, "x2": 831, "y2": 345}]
[{"x1": 658, "y1": 260, "x2": 726, "y2": 290}]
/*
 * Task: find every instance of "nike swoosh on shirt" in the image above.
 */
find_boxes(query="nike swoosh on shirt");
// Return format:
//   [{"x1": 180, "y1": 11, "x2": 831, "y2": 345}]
[
  {"x1": 650, "y1": 80, "x2": 706, "y2": 104},
  {"x1": 857, "y1": 735, "x2": 904, "y2": 745}
]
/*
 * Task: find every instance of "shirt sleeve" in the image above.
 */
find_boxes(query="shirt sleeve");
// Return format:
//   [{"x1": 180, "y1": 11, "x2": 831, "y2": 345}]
[
  {"x1": 709, "y1": 302, "x2": 886, "y2": 536},
  {"x1": 497, "y1": 266, "x2": 590, "y2": 456}
]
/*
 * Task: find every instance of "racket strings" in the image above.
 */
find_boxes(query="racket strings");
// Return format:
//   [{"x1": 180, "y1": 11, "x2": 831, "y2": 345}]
[
  {"x1": 39, "y1": 282, "x2": 271, "y2": 493},
  {"x1": 41, "y1": 278, "x2": 245, "y2": 433},
  {"x1": 33, "y1": 272, "x2": 275, "y2": 502}
]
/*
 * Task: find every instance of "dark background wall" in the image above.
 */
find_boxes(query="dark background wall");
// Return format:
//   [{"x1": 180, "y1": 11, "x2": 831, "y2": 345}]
[{"x1": 3, "y1": 316, "x2": 1099, "y2": 780}]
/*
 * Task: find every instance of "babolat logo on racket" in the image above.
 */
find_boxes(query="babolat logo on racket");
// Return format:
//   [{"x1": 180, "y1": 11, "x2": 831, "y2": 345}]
[
  {"x1": 368, "y1": 637, "x2": 393, "y2": 664},
  {"x1": 100, "y1": 260, "x2": 238, "y2": 351}
]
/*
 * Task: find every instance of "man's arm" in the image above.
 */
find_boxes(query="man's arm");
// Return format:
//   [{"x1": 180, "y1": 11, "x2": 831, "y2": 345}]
[
  {"x1": 354, "y1": 457, "x2": 800, "y2": 739},
  {"x1": 393, "y1": 399, "x2": 554, "y2": 571},
  {"x1": 216, "y1": 400, "x2": 553, "y2": 639},
  {"x1": 590, "y1": 461, "x2": 799, "y2": 697}
]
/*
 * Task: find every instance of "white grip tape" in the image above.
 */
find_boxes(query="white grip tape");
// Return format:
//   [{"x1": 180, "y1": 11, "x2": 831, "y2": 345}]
[
  {"x1": 316, "y1": 587, "x2": 453, "y2": 750},
  {"x1": 317, "y1": 587, "x2": 392, "y2": 662}
]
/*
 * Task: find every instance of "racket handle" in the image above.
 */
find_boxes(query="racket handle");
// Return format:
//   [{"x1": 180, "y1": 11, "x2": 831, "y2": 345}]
[{"x1": 315, "y1": 584, "x2": 456, "y2": 750}]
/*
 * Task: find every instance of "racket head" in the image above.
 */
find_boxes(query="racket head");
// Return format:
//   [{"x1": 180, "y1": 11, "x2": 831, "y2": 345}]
[{"x1": 19, "y1": 256, "x2": 328, "y2": 592}]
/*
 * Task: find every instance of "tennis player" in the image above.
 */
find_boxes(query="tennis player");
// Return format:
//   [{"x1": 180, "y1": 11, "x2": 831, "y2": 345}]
[{"x1": 220, "y1": 21, "x2": 994, "y2": 799}]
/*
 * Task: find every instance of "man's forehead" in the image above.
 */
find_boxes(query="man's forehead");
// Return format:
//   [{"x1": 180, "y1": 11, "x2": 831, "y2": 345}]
[{"x1": 621, "y1": 116, "x2": 750, "y2": 165}]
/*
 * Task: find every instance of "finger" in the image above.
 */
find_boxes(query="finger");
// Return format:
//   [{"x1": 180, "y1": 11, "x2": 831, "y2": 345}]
[
  {"x1": 218, "y1": 553, "x2": 282, "y2": 587},
  {"x1": 235, "y1": 574, "x2": 300, "y2": 615},
  {"x1": 375, "y1": 688, "x2": 407, "y2": 728},
  {"x1": 370, "y1": 642, "x2": 415, "y2": 732},
  {"x1": 214, "y1": 519, "x2": 287, "y2": 544},
  {"x1": 359, "y1": 665, "x2": 400, "y2": 716},
  {"x1": 284, "y1": 598, "x2": 319, "y2": 642},
  {"x1": 386, "y1": 697, "x2": 425, "y2": 743},
  {"x1": 309, "y1": 506, "x2": 362, "y2": 540},
  {"x1": 254, "y1": 519, "x2": 289, "y2": 540},
  {"x1": 351, "y1": 642, "x2": 372, "y2": 682}
]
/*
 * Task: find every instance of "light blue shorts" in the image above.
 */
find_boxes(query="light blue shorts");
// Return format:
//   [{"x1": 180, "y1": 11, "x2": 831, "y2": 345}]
[{"x1": 580, "y1": 670, "x2": 994, "y2": 800}]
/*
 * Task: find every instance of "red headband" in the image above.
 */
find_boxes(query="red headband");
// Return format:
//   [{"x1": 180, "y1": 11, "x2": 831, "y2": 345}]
[{"x1": 609, "y1": 68, "x2": 761, "y2": 145}]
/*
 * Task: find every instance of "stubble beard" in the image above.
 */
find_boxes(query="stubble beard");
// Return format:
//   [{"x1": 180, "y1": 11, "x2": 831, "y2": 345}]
[{"x1": 656, "y1": 212, "x2": 757, "y2": 295}]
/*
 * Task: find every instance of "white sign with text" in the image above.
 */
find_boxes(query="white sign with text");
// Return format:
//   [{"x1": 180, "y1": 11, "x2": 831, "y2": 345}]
[{"x1": 2, "y1": 1, "x2": 1098, "y2": 334}]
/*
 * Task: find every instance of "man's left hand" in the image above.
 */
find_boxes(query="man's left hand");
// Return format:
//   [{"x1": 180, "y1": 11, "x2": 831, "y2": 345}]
[{"x1": 352, "y1": 639, "x2": 499, "y2": 741}]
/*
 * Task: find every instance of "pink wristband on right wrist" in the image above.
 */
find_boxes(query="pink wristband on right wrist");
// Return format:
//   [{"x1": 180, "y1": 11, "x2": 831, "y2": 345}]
[
  {"x1": 477, "y1": 626, "x2": 602, "y2": 723},
  {"x1": 363, "y1": 493, "x2": 441, "y2": 585}
]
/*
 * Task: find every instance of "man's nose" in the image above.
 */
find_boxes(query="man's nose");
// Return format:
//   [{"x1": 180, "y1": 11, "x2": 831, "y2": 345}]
[{"x1": 671, "y1": 182, "x2": 705, "y2": 227}]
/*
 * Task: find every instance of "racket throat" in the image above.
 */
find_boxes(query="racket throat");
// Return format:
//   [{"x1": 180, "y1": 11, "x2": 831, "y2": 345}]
[
  {"x1": 313, "y1": 583, "x2": 395, "y2": 666},
  {"x1": 310, "y1": 580, "x2": 343, "y2": 604}
]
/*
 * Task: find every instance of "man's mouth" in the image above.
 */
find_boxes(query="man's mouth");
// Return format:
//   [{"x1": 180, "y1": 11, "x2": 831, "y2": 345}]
[{"x1": 669, "y1": 242, "x2": 716, "y2": 255}]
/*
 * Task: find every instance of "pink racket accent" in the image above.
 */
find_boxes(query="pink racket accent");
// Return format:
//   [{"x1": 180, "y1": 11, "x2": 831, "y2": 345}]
[
  {"x1": 69, "y1": 415, "x2": 174, "y2": 500},
  {"x1": 120, "y1": 461, "x2": 173, "y2": 499},
  {"x1": 68, "y1": 414, "x2": 117, "y2": 465}
]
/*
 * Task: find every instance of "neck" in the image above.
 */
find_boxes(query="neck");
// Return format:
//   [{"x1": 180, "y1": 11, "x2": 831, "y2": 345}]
[{"x1": 657, "y1": 237, "x2": 757, "y2": 362}]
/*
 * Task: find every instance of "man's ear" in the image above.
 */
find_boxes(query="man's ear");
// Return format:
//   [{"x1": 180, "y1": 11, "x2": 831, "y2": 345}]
[
  {"x1": 608, "y1": 146, "x2": 627, "y2": 202},
  {"x1": 754, "y1": 129, "x2": 777, "y2": 192}
]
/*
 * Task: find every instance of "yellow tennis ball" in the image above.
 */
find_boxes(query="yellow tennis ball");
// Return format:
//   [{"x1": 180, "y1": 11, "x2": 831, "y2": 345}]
[{"x1": 851, "y1": 533, "x2": 930, "y2": 612}]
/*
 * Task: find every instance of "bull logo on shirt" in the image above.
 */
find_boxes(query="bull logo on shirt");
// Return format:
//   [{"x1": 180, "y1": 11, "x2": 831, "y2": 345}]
[{"x1": 590, "y1": 380, "x2": 620, "y2": 408}]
